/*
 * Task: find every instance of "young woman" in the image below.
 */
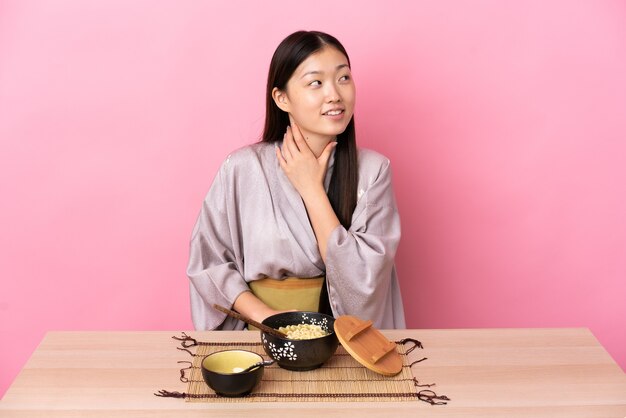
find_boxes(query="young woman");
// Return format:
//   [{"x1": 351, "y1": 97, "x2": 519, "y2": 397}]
[{"x1": 187, "y1": 30, "x2": 405, "y2": 330}]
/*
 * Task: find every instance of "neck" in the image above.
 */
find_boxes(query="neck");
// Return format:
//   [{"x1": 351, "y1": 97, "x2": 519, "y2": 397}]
[{"x1": 299, "y1": 129, "x2": 336, "y2": 158}]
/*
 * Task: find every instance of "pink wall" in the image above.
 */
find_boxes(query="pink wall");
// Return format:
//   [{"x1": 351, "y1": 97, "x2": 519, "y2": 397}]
[{"x1": 1, "y1": 1, "x2": 625, "y2": 397}]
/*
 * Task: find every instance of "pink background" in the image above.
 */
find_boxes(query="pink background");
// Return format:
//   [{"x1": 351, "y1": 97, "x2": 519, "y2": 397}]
[{"x1": 1, "y1": 0, "x2": 625, "y2": 398}]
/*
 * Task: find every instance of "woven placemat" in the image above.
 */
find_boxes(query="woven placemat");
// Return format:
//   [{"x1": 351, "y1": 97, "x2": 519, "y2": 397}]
[{"x1": 156, "y1": 333, "x2": 449, "y2": 404}]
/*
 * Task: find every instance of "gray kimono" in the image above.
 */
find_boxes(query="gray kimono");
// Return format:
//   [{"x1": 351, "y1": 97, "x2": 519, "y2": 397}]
[{"x1": 187, "y1": 142, "x2": 406, "y2": 330}]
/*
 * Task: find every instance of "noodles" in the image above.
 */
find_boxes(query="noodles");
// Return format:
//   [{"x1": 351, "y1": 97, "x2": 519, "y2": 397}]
[{"x1": 278, "y1": 324, "x2": 328, "y2": 340}]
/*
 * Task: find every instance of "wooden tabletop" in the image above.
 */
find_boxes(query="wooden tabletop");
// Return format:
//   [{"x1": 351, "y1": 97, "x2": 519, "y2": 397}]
[{"x1": 0, "y1": 328, "x2": 625, "y2": 417}]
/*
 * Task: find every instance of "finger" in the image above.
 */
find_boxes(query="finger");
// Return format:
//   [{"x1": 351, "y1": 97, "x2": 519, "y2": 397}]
[
  {"x1": 284, "y1": 126, "x2": 300, "y2": 157},
  {"x1": 275, "y1": 144, "x2": 288, "y2": 168},
  {"x1": 287, "y1": 117, "x2": 313, "y2": 156},
  {"x1": 280, "y1": 131, "x2": 293, "y2": 160},
  {"x1": 292, "y1": 126, "x2": 314, "y2": 156},
  {"x1": 318, "y1": 141, "x2": 337, "y2": 166},
  {"x1": 288, "y1": 117, "x2": 308, "y2": 151},
  {"x1": 287, "y1": 115, "x2": 304, "y2": 147}
]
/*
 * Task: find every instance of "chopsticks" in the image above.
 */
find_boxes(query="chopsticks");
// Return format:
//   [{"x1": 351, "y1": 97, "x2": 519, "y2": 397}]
[{"x1": 212, "y1": 304, "x2": 288, "y2": 338}]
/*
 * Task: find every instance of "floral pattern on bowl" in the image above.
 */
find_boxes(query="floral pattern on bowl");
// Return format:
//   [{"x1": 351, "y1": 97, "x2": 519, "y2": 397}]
[{"x1": 262, "y1": 337, "x2": 299, "y2": 361}]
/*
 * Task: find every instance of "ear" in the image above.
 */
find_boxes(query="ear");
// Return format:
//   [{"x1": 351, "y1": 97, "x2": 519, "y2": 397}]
[{"x1": 272, "y1": 87, "x2": 291, "y2": 113}]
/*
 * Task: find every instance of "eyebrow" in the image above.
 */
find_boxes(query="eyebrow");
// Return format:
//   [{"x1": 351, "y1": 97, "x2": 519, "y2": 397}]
[{"x1": 300, "y1": 64, "x2": 350, "y2": 79}]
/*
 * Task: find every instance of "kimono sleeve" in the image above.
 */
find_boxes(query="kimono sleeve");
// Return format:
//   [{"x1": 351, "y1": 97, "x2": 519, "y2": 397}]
[
  {"x1": 186, "y1": 162, "x2": 249, "y2": 330},
  {"x1": 324, "y1": 158, "x2": 402, "y2": 328}
]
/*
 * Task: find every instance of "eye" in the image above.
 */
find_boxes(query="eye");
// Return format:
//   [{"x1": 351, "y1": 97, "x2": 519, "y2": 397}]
[
  {"x1": 309, "y1": 80, "x2": 321, "y2": 86},
  {"x1": 339, "y1": 75, "x2": 351, "y2": 82}
]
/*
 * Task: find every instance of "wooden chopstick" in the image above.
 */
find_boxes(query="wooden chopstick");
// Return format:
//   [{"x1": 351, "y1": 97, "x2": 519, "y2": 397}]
[{"x1": 212, "y1": 304, "x2": 288, "y2": 338}]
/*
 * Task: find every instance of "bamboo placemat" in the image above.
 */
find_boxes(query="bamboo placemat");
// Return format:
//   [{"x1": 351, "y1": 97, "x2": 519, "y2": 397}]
[{"x1": 156, "y1": 334, "x2": 449, "y2": 403}]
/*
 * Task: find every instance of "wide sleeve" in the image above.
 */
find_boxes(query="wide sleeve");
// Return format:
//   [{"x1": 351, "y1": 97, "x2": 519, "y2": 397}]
[
  {"x1": 324, "y1": 158, "x2": 403, "y2": 328},
  {"x1": 186, "y1": 162, "x2": 250, "y2": 330}
]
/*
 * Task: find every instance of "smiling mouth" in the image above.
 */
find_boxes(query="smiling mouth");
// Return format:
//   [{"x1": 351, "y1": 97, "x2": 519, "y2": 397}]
[{"x1": 323, "y1": 109, "x2": 344, "y2": 116}]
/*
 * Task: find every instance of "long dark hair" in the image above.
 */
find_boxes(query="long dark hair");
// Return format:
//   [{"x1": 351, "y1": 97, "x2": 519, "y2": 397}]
[{"x1": 261, "y1": 31, "x2": 358, "y2": 230}]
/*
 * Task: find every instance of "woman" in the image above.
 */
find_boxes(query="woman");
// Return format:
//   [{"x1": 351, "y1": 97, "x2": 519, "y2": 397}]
[{"x1": 187, "y1": 30, "x2": 405, "y2": 330}]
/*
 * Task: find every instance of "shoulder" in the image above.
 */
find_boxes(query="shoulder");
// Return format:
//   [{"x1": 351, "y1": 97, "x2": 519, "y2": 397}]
[
  {"x1": 222, "y1": 142, "x2": 273, "y2": 166},
  {"x1": 351, "y1": 148, "x2": 398, "y2": 214},
  {"x1": 217, "y1": 142, "x2": 275, "y2": 176},
  {"x1": 357, "y1": 147, "x2": 391, "y2": 169},
  {"x1": 357, "y1": 147, "x2": 393, "y2": 185}
]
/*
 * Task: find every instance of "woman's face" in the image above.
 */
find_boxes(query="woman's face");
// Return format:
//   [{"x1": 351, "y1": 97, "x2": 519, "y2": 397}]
[{"x1": 275, "y1": 46, "x2": 356, "y2": 141}]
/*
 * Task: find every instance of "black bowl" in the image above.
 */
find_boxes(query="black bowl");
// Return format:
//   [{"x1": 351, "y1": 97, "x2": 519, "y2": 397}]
[
  {"x1": 260, "y1": 311, "x2": 339, "y2": 371},
  {"x1": 201, "y1": 350, "x2": 265, "y2": 397}
]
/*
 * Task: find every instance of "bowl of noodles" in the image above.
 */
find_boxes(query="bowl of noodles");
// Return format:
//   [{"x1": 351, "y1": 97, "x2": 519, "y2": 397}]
[{"x1": 260, "y1": 311, "x2": 338, "y2": 371}]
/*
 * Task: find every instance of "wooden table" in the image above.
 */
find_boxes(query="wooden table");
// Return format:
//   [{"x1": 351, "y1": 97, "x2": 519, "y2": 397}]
[{"x1": 1, "y1": 329, "x2": 625, "y2": 417}]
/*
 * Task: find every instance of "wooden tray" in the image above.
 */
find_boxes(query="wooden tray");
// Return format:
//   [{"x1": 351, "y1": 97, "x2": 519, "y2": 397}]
[{"x1": 333, "y1": 315, "x2": 402, "y2": 376}]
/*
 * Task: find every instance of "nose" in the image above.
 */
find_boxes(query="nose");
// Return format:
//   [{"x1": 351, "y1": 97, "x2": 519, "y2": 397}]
[{"x1": 325, "y1": 83, "x2": 341, "y2": 103}]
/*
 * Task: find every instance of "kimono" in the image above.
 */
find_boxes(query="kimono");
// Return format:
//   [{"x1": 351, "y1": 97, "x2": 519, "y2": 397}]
[{"x1": 186, "y1": 141, "x2": 406, "y2": 330}]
